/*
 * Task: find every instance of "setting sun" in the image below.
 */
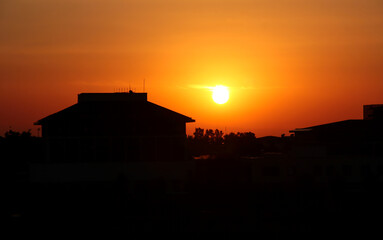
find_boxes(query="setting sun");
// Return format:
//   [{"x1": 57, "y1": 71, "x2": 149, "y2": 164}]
[
  {"x1": 1, "y1": 0, "x2": 383, "y2": 138},
  {"x1": 212, "y1": 85, "x2": 230, "y2": 104}
]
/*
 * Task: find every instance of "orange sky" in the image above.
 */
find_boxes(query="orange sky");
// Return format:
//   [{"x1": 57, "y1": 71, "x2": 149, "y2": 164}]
[{"x1": 1, "y1": 0, "x2": 383, "y2": 137}]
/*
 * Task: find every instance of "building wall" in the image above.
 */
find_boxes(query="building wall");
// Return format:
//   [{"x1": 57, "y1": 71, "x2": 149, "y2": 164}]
[
  {"x1": 43, "y1": 135, "x2": 188, "y2": 163},
  {"x1": 42, "y1": 117, "x2": 186, "y2": 138}
]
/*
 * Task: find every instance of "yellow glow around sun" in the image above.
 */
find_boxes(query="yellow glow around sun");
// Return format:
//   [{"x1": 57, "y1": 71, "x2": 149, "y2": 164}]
[{"x1": 212, "y1": 85, "x2": 229, "y2": 104}]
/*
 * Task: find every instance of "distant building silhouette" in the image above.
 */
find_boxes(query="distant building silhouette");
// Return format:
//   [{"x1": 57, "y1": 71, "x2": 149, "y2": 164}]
[
  {"x1": 287, "y1": 105, "x2": 383, "y2": 189},
  {"x1": 290, "y1": 105, "x2": 383, "y2": 152},
  {"x1": 31, "y1": 92, "x2": 195, "y2": 189}
]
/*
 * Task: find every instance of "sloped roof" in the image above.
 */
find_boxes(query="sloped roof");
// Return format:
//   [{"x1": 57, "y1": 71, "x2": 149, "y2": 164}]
[
  {"x1": 35, "y1": 100, "x2": 195, "y2": 125},
  {"x1": 289, "y1": 120, "x2": 363, "y2": 133}
]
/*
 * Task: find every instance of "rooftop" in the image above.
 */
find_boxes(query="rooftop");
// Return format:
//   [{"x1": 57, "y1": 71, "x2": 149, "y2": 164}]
[
  {"x1": 35, "y1": 92, "x2": 195, "y2": 125},
  {"x1": 78, "y1": 92, "x2": 147, "y2": 102}
]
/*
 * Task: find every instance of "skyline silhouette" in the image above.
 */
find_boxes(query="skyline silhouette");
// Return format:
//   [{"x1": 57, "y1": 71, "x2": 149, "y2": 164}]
[{"x1": 4, "y1": 91, "x2": 383, "y2": 233}]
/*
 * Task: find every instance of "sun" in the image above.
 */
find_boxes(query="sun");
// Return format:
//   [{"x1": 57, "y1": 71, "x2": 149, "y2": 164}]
[{"x1": 212, "y1": 85, "x2": 229, "y2": 104}]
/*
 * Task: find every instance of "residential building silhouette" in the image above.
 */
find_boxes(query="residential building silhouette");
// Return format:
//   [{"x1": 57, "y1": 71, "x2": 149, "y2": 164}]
[
  {"x1": 290, "y1": 104, "x2": 383, "y2": 156},
  {"x1": 31, "y1": 92, "x2": 195, "y2": 189},
  {"x1": 286, "y1": 104, "x2": 383, "y2": 189}
]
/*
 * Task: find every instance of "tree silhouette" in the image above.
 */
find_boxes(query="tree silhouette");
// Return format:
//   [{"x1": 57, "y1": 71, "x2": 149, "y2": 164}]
[
  {"x1": 5, "y1": 129, "x2": 32, "y2": 139},
  {"x1": 193, "y1": 127, "x2": 204, "y2": 141},
  {"x1": 187, "y1": 128, "x2": 262, "y2": 157}
]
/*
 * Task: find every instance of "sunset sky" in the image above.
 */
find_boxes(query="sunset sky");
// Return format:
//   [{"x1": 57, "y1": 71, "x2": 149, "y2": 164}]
[{"x1": 1, "y1": 0, "x2": 383, "y2": 136}]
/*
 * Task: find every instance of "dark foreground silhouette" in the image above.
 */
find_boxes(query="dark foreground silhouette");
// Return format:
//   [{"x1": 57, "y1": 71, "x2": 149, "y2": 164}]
[
  {"x1": 4, "y1": 95, "x2": 383, "y2": 234},
  {"x1": 3, "y1": 128, "x2": 383, "y2": 234}
]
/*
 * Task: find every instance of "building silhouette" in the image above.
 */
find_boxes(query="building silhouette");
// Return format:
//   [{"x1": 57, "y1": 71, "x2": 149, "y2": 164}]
[
  {"x1": 285, "y1": 104, "x2": 383, "y2": 189},
  {"x1": 290, "y1": 104, "x2": 383, "y2": 155},
  {"x1": 35, "y1": 92, "x2": 194, "y2": 162},
  {"x1": 31, "y1": 92, "x2": 195, "y2": 188}
]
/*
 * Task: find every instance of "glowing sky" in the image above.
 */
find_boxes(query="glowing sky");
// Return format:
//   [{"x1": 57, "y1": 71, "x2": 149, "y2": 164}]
[{"x1": 1, "y1": 0, "x2": 383, "y2": 136}]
